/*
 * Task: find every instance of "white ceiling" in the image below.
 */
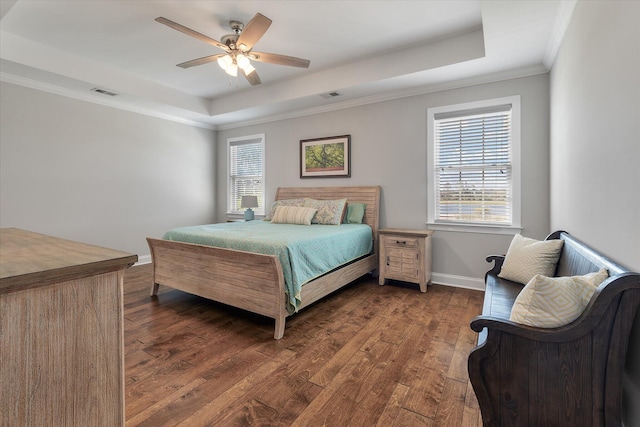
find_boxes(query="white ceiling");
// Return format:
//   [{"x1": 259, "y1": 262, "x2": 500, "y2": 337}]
[{"x1": 0, "y1": 0, "x2": 575, "y2": 129}]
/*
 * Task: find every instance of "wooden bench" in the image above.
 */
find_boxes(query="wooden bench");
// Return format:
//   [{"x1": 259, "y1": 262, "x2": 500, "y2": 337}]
[{"x1": 468, "y1": 231, "x2": 640, "y2": 426}]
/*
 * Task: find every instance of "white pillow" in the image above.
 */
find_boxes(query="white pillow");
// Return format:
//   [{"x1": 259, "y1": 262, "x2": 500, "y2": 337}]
[
  {"x1": 510, "y1": 268, "x2": 609, "y2": 328},
  {"x1": 270, "y1": 206, "x2": 317, "y2": 225},
  {"x1": 498, "y1": 234, "x2": 564, "y2": 284}
]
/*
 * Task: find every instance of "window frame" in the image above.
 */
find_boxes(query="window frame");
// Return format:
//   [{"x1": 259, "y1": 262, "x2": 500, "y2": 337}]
[
  {"x1": 427, "y1": 96, "x2": 521, "y2": 235},
  {"x1": 227, "y1": 133, "x2": 266, "y2": 218}
]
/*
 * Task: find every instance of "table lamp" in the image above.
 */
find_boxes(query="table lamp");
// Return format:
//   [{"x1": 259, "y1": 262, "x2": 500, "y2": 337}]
[{"x1": 241, "y1": 195, "x2": 259, "y2": 221}]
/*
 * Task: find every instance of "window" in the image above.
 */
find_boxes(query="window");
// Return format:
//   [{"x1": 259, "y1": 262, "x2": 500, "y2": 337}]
[
  {"x1": 227, "y1": 134, "x2": 265, "y2": 216},
  {"x1": 427, "y1": 96, "x2": 521, "y2": 233}
]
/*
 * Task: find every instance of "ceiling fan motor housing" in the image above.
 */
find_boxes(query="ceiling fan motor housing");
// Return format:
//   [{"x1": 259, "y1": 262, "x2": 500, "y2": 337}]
[
  {"x1": 221, "y1": 20, "x2": 244, "y2": 48},
  {"x1": 221, "y1": 34, "x2": 240, "y2": 48}
]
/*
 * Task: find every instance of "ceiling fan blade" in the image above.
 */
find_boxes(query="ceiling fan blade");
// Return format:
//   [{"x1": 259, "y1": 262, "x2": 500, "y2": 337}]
[
  {"x1": 242, "y1": 68, "x2": 262, "y2": 86},
  {"x1": 177, "y1": 53, "x2": 226, "y2": 69},
  {"x1": 156, "y1": 17, "x2": 230, "y2": 52},
  {"x1": 250, "y1": 52, "x2": 310, "y2": 68},
  {"x1": 236, "y1": 13, "x2": 272, "y2": 51}
]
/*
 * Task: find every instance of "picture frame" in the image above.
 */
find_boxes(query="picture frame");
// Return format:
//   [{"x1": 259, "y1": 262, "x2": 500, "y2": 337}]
[{"x1": 300, "y1": 135, "x2": 351, "y2": 178}]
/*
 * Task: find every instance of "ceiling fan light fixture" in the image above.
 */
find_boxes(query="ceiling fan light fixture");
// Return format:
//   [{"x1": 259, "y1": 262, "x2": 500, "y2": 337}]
[
  {"x1": 225, "y1": 61, "x2": 238, "y2": 77},
  {"x1": 236, "y1": 54, "x2": 250, "y2": 69},
  {"x1": 217, "y1": 54, "x2": 233, "y2": 71},
  {"x1": 243, "y1": 63, "x2": 256, "y2": 75}
]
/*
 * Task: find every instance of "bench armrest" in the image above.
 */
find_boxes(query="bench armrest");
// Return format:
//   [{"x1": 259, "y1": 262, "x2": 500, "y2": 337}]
[
  {"x1": 485, "y1": 254, "x2": 505, "y2": 277},
  {"x1": 470, "y1": 315, "x2": 574, "y2": 343}
]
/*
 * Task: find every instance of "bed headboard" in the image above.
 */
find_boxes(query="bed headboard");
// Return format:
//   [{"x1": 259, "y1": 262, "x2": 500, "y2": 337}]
[{"x1": 275, "y1": 186, "x2": 381, "y2": 239}]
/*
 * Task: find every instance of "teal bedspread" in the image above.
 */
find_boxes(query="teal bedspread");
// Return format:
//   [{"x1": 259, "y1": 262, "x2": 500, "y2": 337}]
[{"x1": 163, "y1": 221, "x2": 373, "y2": 314}]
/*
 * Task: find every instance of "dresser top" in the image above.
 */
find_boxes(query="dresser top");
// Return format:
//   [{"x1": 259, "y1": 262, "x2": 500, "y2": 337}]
[{"x1": 0, "y1": 228, "x2": 137, "y2": 294}]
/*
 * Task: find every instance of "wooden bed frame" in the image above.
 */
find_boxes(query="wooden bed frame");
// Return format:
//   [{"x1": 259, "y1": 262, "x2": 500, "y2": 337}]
[{"x1": 147, "y1": 186, "x2": 381, "y2": 339}]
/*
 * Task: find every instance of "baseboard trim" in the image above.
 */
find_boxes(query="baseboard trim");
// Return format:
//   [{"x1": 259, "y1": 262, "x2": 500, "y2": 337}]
[
  {"x1": 135, "y1": 254, "x2": 152, "y2": 266},
  {"x1": 431, "y1": 272, "x2": 485, "y2": 291}
]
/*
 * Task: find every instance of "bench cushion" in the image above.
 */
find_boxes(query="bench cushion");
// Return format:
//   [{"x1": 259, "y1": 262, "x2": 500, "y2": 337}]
[{"x1": 484, "y1": 274, "x2": 523, "y2": 318}]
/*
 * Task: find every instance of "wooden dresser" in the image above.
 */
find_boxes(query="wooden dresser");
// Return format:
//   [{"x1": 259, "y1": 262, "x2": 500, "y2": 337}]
[
  {"x1": 378, "y1": 228, "x2": 433, "y2": 292},
  {"x1": 0, "y1": 228, "x2": 137, "y2": 427}
]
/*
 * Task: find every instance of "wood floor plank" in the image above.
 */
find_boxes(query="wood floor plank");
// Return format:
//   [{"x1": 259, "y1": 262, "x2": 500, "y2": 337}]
[
  {"x1": 448, "y1": 326, "x2": 478, "y2": 382},
  {"x1": 461, "y1": 380, "x2": 483, "y2": 427},
  {"x1": 349, "y1": 323, "x2": 427, "y2": 425},
  {"x1": 375, "y1": 383, "x2": 411, "y2": 427},
  {"x1": 122, "y1": 264, "x2": 485, "y2": 426},
  {"x1": 252, "y1": 319, "x2": 364, "y2": 410},
  {"x1": 274, "y1": 381, "x2": 324, "y2": 425},
  {"x1": 125, "y1": 377, "x2": 207, "y2": 427},
  {"x1": 309, "y1": 314, "x2": 386, "y2": 387},
  {"x1": 401, "y1": 339, "x2": 456, "y2": 418},
  {"x1": 434, "y1": 378, "x2": 467, "y2": 426},
  {"x1": 175, "y1": 349, "x2": 298, "y2": 426},
  {"x1": 393, "y1": 408, "x2": 434, "y2": 426},
  {"x1": 289, "y1": 349, "x2": 374, "y2": 426}
]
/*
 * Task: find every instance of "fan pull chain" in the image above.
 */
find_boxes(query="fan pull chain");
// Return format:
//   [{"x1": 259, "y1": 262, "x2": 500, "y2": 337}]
[{"x1": 226, "y1": 75, "x2": 240, "y2": 89}]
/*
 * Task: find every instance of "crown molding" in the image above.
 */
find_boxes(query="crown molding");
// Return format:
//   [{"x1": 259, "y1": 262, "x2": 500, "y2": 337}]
[
  {"x1": 216, "y1": 64, "x2": 548, "y2": 131},
  {"x1": 2, "y1": 62, "x2": 548, "y2": 133},
  {"x1": 0, "y1": 72, "x2": 216, "y2": 130}
]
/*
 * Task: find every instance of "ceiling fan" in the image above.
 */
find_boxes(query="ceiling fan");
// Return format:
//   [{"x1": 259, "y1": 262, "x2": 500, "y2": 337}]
[{"x1": 156, "y1": 13, "x2": 311, "y2": 86}]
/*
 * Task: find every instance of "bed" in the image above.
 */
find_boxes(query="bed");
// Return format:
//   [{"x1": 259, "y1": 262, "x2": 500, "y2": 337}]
[{"x1": 147, "y1": 186, "x2": 381, "y2": 339}]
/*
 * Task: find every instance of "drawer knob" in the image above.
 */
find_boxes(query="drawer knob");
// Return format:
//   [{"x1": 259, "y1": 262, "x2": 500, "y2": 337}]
[{"x1": 395, "y1": 240, "x2": 407, "y2": 245}]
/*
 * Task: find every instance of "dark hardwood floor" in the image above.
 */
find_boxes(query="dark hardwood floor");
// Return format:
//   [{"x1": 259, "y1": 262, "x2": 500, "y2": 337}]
[{"x1": 124, "y1": 264, "x2": 484, "y2": 426}]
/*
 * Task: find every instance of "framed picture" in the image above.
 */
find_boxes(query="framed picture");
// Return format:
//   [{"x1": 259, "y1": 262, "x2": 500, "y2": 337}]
[{"x1": 300, "y1": 135, "x2": 351, "y2": 178}]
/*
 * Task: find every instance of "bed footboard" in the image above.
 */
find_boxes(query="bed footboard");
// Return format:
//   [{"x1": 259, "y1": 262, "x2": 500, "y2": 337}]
[{"x1": 147, "y1": 237, "x2": 288, "y2": 339}]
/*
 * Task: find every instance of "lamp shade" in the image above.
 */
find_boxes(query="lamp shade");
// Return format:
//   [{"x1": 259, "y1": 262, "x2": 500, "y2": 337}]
[
  {"x1": 241, "y1": 195, "x2": 259, "y2": 208},
  {"x1": 225, "y1": 61, "x2": 238, "y2": 77},
  {"x1": 236, "y1": 54, "x2": 250, "y2": 69}
]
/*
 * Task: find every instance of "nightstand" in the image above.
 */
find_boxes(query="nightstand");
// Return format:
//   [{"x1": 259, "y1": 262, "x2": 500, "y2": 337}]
[{"x1": 378, "y1": 228, "x2": 433, "y2": 292}]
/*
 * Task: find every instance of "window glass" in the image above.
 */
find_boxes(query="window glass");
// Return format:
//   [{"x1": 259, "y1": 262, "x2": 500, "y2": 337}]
[
  {"x1": 427, "y1": 97, "x2": 521, "y2": 232},
  {"x1": 228, "y1": 134, "x2": 265, "y2": 215}
]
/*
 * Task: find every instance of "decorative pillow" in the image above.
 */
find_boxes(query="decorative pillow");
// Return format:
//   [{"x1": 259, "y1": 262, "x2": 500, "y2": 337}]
[
  {"x1": 510, "y1": 268, "x2": 609, "y2": 328},
  {"x1": 342, "y1": 203, "x2": 366, "y2": 224},
  {"x1": 264, "y1": 198, "x2": 305, "y2": 221},
  {"x1": 270, "y1": 206, "x2": 317, "y2": 225},
  {"x1": 302, "y1": 198, "x2": 347, "y2": 225},
  {"x1": 498, "y1": 234, "x2": 564, "y2": 284}
]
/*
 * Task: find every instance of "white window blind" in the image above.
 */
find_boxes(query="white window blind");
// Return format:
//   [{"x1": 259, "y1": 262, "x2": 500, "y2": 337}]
[
  {"x1": 228, "y1": 135, "x2": 264, "y2": 214},
  {"x1": 433, "y1": 104, "x2": 513, "y2": 225}
]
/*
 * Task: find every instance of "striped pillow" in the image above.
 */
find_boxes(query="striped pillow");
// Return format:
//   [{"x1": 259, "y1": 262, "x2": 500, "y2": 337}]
[
  {"x1": 271, "y1": 206, "x2": 317, "y2": 225},
  {"x1": 264, "y1": 198, "x2": 305, "y2": 221}
]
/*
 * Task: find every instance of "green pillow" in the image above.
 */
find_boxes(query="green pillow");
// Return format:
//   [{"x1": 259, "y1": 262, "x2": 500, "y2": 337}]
[{"x1": 343, "y1": 203, "x2": 366, "y2": 224}]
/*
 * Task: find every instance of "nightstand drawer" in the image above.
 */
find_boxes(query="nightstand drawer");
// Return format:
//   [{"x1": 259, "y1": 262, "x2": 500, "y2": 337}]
[{"x1": 383, "y1": 236, "x2": 419, "y2": 248}]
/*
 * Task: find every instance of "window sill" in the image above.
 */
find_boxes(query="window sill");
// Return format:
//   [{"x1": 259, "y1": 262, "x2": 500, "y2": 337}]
[{"x1": 426, "y1": 222, "x2": 522, "y2": 235}]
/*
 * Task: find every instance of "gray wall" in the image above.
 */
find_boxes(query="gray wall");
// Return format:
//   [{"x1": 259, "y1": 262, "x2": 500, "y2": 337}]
[
  {"x1": 0, "y1": 82, "x2": 216, "y2": 257},
  {"x1": 549, "y1": 1, "x2": 640, "y2": 425},
  {"x1": 216, "y1": 73, "x2": 551, "y2": 285}
]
